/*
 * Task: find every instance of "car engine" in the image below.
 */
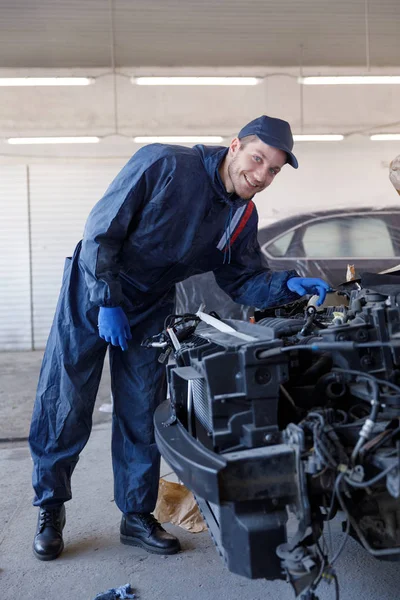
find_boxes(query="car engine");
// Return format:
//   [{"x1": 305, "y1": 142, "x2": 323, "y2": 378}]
[{"x1": 146, "y1": 272, "x2": 400, "y2": 599}]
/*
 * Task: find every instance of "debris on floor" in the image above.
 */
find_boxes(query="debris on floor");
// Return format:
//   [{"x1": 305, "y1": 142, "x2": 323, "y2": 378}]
[
  {"x1": 154, "y1": 478, "x2": 207, "y2": 533},
  {"x1": 93, "y1": 583, "x2": 135, "y2": 599}
]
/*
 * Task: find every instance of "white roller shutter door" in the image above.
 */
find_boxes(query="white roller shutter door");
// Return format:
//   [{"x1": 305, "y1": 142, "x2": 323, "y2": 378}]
[
  {"x1": 29, "y1": 164, "x2": 122, "y2": 349},
  {"x1": 0, "y1": 166, "x2": 32, "y2": 350}
]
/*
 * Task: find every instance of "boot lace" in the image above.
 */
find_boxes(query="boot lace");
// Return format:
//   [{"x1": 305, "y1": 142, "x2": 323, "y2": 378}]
[
  {"x1": 39, "y1": 508, "x2": 62, "y2": 531},
  {"x1": 136, "y1": 513, "x2": 162, "y2": 533}
]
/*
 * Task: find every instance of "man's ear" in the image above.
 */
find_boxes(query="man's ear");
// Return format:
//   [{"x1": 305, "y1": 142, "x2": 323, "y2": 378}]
[{"x1": 229, "y1": 137, "x2": 241, "y2": 156}]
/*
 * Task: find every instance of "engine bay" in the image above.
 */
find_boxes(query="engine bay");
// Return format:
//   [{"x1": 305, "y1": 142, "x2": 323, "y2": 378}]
[{"x1": 147, "y1": 272, "x2": 400, "y2": 599}]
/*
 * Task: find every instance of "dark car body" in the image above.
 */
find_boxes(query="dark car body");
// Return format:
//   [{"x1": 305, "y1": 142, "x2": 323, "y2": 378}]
[{"x1": 258, "y1": 206, "x2": 400, "y2": 288}]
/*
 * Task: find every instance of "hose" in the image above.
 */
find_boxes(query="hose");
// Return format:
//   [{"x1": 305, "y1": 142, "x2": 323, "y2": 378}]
[
  {"x1": 344, "y1": 463, "x2": 397, "y2": 488},
  {"x1": 351, "y1": 379, "x2": 380, "y2": 463}
]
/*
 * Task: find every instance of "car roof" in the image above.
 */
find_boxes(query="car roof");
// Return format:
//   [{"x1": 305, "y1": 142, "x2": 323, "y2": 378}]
[{"x1": 257, "y1": 205, "x2": 400, "y2": 246}]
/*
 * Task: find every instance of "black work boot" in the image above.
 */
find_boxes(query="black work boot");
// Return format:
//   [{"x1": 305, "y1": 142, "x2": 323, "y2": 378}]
[
  {"x1": 120, "y1": 513, "x2": 181, "y2": 555},
  {"x1": 33, "y1": 505, "x2": 66, "y2": 561}
]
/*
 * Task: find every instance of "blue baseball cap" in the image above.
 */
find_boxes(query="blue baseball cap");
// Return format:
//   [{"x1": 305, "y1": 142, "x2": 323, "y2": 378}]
[{"x1": 238, "y1": 115, "x2": 298, "y2": 169}]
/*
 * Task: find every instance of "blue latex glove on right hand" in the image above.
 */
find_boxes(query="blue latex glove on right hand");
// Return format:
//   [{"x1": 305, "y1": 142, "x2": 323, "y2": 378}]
[
  {"x1": 287, "y1": 277, "x2": 331, "y2": 306},
  {"x1": 98, "y1": 306, "x2": 132, "y2": 351}
]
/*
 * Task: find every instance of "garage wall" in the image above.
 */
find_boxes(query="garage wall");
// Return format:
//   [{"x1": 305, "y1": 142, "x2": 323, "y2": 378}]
[
  {"x1": 29, "y1": 164, "x2": 122, "y2": 348},
  {"x1": 0, "y1": 166, "x2": 31, "y2": 350},
  {"x1": 0, "y1": 164, "x2": 122, "y2": 350},
  {"x1": 1, "y1": 66, "x2": 400, "y2": 144}
]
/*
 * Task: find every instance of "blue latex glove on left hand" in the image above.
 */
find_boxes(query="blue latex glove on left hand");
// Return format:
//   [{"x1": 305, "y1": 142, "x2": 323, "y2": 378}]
[
  {"x1": 287, "y1": 277, "x2": 331, "y2": 306},
  {"x1": 98, "y1": 306, "x2": 132, "y2": 351}
]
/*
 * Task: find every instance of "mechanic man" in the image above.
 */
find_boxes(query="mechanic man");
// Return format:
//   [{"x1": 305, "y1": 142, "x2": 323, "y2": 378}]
[{"x1": 29, "y1": 115, "x2": 330, "y2": 561}]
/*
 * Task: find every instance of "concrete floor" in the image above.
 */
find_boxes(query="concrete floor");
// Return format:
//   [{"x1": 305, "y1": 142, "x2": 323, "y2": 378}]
[{"x1": 1, "y1": 351, "x2": 400, "y2": 600}]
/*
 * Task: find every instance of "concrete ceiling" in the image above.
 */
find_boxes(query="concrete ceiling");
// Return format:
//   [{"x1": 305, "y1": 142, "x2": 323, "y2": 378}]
[{"x1": 0, "y1": 0, "x2": 400, "y2": 69}]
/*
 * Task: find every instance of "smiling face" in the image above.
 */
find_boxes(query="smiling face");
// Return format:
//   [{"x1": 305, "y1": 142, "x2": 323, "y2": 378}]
[{"x1": 219, "y1": 135, "x2": 287, "y2": 200}]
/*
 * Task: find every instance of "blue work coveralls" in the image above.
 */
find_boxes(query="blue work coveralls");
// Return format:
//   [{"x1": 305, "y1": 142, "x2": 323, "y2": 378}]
[{"x1": 29, "y1": 143, "x2": 299, "y2": 515}]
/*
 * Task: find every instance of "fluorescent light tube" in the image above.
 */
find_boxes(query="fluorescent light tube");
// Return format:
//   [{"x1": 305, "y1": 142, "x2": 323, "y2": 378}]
[
  {"x1": 0, "y1": 77, "x2": 94, "y2": 86},
  {"x1": 293, "y1": 134, "x2": 344, "y2": 141},
  {"x1": 7, "y1": 137, "x2": 100, "y2": 144},
  {"x1": 299, "y1": 76, "x2": 400, "y2": 85},
  {"x1": 133, "y1": 136, "x2": 224, "y2": 143},
  {"x1": 370, "y1": 134, "x2": 400, "y2": 141},
  {"x1": 132, "y1": 77, "x2": 260, "y2": 86}
]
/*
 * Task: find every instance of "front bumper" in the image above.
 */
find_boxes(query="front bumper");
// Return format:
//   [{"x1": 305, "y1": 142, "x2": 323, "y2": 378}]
[{"x1": 154, "y1": 400, "x2": 298, "y2": 579}]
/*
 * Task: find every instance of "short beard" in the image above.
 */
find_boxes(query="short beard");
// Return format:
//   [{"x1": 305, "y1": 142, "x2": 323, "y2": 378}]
[{"x1": 228, "y1": 158, "x2": 255, "y2": 200}]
